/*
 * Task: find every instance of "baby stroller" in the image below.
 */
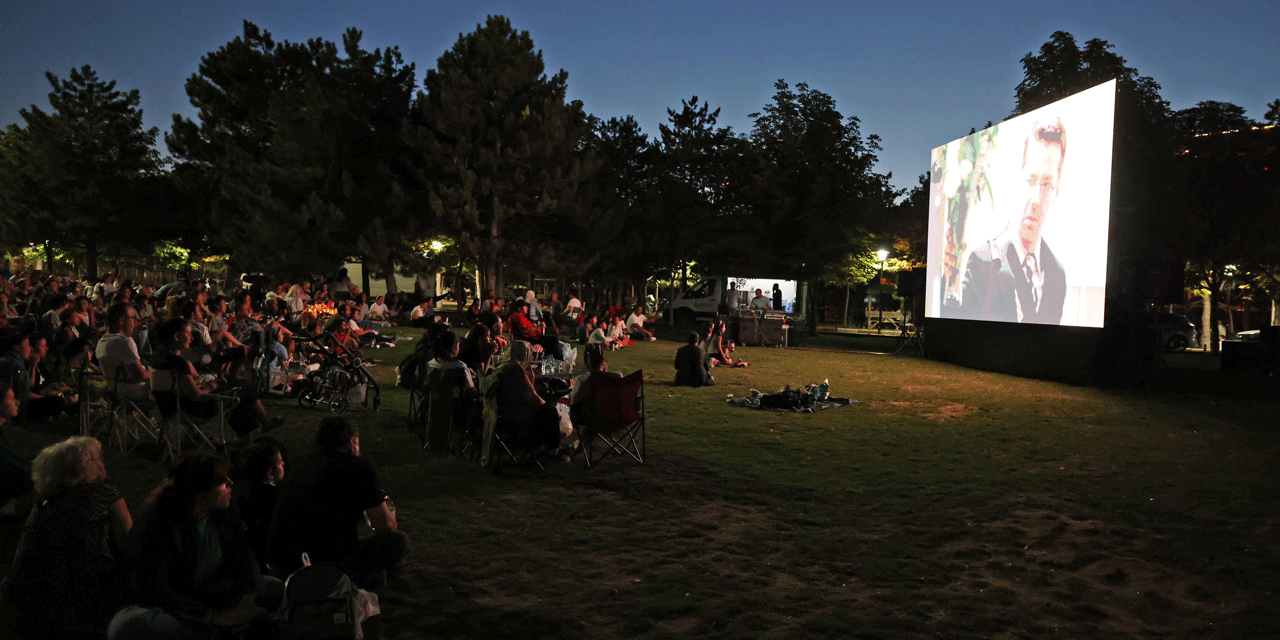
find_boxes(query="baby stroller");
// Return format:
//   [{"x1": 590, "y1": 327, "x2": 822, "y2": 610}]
[{"x1": 293, "y1": 330, "x2": 381, "y2": 415}]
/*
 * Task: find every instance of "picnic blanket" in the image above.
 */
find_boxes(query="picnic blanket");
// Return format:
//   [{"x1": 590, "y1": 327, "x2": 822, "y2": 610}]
[{"x1": 727, "y1": 381, "x2": 856, "y2": 414}]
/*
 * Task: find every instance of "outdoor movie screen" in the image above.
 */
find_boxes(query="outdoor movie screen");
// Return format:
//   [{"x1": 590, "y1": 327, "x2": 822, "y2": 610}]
[{"x1": 924, "y1": 79, "x2": 1115, "y2": 328}]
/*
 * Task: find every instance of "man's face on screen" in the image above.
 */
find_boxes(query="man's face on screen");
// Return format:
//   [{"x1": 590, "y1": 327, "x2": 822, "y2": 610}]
[{"x1": 1018, "y1": 138, "x2": 1063, "y2": 252}]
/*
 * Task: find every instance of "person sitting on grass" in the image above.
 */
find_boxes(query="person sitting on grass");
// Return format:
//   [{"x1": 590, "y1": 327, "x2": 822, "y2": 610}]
[
  {"x1": 606, "y1": 312, "x2": 631, "y2": 347},
  {"x1": 343, "y1": 303, "x2": 395, "y2": 349},
  {"x1": 323, "y1": 315, "x2": 364, "y2": 363},
  {"x1": 0, "y1": 330, "x2": 70, "y2": 423},
  {"x1": 707, "y1": 320, "x2": 748, "y2": 368},
  {"x1": 626, "y1": 305, "x2": 659, "y2": 342},
  {"x1": 267, "y1": 417, "x2": 408, "y2": 589},
  {"x1": 235, "y1": 437, "x2": 287, "y2": 572},
  {"x1": 410, "y1": 297, "x2": 438, "y2": 328},
  {"x1": 586, "y1": 315, "x2": 617, "y2": 350},
  {"x1": 674, "y1": 331, "x2": 714, "y2": 388},
  {"x1": 4, "y1": 436, "x2": 133, "y2": 640},
  {"x1": 368, "y1": 295, "x2": 389, "y2": 321},
  {"x1": 0, "y1": 383, "x2": 35, "y2": 518},
  {"x1": 109, "y1": 454, "x2": 282, "y2": 639}
]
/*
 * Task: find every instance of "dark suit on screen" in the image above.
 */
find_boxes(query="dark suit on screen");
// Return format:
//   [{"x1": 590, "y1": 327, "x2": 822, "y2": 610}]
[{"x1": 953, "y1": 231, "x2": 1066, "y2": 325}]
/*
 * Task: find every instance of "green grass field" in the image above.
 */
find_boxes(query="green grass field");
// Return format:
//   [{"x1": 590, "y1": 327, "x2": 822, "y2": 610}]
[{"x1": 3, "y1": 328, "x2": 1278, "y2": 639}]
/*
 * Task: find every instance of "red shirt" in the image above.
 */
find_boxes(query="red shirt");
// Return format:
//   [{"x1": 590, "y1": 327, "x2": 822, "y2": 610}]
[{"x1": 509, "y1": 311, "x2": 542, "y2": 341}]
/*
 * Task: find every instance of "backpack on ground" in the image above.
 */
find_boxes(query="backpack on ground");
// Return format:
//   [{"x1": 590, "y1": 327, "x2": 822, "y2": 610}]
[
  {"x1": 395, "y1": 352, "x2": 419, "y2": 390},
  {"x1": 284, "y1": 559, "x2": 359, "y2": 639}
]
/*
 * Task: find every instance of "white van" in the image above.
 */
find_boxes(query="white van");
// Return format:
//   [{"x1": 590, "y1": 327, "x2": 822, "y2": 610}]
[{"x1": 667, "y1": 277, "x2": 796, "y2": 324}]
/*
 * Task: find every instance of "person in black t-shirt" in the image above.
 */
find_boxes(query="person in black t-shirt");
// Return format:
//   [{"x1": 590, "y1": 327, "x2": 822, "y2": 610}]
[
  {"x1": 267, "y1": 417, "x2": 408, "y2": 588},
  {"x1": 235, "y1": 438, "x2": 287, "y2": 571}
]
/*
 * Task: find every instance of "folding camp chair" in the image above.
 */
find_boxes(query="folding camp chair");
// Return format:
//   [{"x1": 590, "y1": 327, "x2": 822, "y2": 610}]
[
  {"x1": 81, "y1": 372, "x2": 163, "y2": 458},
  {"x1": 577, "y1": 369, "x2": 646, "y2": 467},
  {"x1": 491, "y1": 421, "x2": 546, "y2": 470},
  {"x1": 153, "y1": 384, "x2": 237, "y2": 461}
]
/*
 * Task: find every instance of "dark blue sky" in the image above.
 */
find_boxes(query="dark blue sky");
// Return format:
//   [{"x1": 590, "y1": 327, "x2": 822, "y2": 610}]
[{"x1": 2, "y1": 0, "x2": 1276, "y2": 191}]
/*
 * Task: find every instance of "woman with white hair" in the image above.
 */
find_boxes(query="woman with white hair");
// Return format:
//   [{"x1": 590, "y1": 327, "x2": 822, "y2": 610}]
[
  {"x1": 4, "y1": 436, "x2": 133, "y2": 638},
  {"x1": 283, "y1": 284, "x2": 309, "y2": 316}
]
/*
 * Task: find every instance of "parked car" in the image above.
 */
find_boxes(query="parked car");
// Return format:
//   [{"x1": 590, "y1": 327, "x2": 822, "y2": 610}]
[{"x1": 1141, "y1": 312, "x2": 1197, "y2": 350}]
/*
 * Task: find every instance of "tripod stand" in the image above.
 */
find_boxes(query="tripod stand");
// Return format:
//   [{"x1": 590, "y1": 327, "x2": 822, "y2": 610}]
[{"x1": 893, "y1": 323, "x2": 924, "y2": 356}]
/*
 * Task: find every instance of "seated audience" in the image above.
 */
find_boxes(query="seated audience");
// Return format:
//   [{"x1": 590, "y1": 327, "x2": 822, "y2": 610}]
[
  {"x1": 564, "y1": 290, "x2": 583, "y2": 323},
  {"x1": 343, "y1": 303, "x2": 395, "y2": 348},
  {"x1": 458, "y1": 322, "x2": 496, "y2": 375},
  {"x1": 235, "y1": 438, "x2": 287, "y2": 572},
  {"x1": 480, "y1": 340, "x2": 563, "y2": 457},
  {"x1": 508, "y1": 299, "x2": 562, "y2": 360},
  {"x1": 674, "y1": 331, "x2": 714, "y2": 388},
  {"x1": 268, "y1": 417, "x2": 408, "y2": 588},
  {"x1": 96, "y1": 302, "x2": 151, "y2": 399},
  {"x1": 368, "y1": 295, "x2": 389, "y2": 320},
  {"x1": 109, "y1": 454, "x2": 280, "y2": 639},
  {"x1": 422, "y1": 330, "x2": 479, "y2": 451},
  {"x1": 626, "y1": 305, "x2": 660, "y2": 342},
  {"x1": 150, "y1": 318, "x2": 280, "y2": 441},
  {"x1": 707, "y1": 320, "x2": 749, "y2": 367},
  {"x1": 569, "y1": 344, "x2": 622, "y2": 428},
  {"x1": 0, "y1": 383, "x2": 34, "y2": 517},
  {"x1": 26, "y1": 334, "x2": 77, "y2": 409},
  {"x1": 4, "y1": 436, "x2": 132, "y2": 639},
  {"x1": 0, "y1": 331, "x2": 68, "y2": 422},
  {"x1": 586, "y1": 315, "x2": 617, "y2": 350},
  {"x1": 410, "y1": 298, "x2": 437, "y2": 328},
  {"x1": 607, "y1": 313, "x2": 631, "y2": 347}
]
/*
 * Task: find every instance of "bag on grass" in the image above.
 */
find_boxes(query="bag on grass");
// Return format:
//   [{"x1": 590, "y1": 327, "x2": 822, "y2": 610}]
[
  {"x1": 395, "y1": 352, "x2": 418, "y2": 390},
  {"x1": 284, "y1": 554, "x2": 359, "y2": 639}
]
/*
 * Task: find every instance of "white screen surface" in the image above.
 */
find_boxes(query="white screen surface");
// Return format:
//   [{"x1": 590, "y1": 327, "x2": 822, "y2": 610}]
[{"x1": 924, "y1": 80, "x2": 1115, "y2": 328}]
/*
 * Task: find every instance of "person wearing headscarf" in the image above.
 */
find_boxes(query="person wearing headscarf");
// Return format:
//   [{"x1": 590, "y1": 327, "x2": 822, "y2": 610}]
[{"x1": 479, "y1": 340, "x2": 562, "y2": 466}]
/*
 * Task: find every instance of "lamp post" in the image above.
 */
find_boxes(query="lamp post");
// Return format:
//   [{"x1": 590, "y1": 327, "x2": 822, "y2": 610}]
[{"x1": 875, "y1": 249, "x2": 889, "y2": 331}]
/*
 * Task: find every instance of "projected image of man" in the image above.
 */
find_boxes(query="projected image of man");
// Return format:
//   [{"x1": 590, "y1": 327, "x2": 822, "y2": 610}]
[{"x1": 955, "y1": 118, "x2": 1068, "y2": 324}]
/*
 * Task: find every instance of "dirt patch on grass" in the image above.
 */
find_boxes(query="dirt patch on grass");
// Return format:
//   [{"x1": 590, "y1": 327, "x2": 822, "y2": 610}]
[{"x1": 921, "y1": 402, "x2": 972, "y2": 421}]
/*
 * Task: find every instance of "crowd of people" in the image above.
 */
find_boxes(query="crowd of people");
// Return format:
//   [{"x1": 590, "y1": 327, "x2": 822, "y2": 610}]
[
  {"x1": 0, "y1": 417, "x2": 405, "y2": 639},
  {"x1": 0, "y1": 266, "x2": 686, "y2": 638}
]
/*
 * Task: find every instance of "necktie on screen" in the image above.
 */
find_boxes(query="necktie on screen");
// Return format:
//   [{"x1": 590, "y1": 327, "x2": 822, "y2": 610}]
[{"x1": 1024, "y1": 254, "x2": 1040, "y2": 313}]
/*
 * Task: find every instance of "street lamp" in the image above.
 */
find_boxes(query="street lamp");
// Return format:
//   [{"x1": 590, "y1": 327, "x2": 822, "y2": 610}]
[{"x1": 875, "y1": 249, "x2": 889, "y2": 330}]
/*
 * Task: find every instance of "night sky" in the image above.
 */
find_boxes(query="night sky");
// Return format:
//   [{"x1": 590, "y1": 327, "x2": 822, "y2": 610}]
[{"x1": 2, "y1": 0, "x2": 1276, "y2": 192}]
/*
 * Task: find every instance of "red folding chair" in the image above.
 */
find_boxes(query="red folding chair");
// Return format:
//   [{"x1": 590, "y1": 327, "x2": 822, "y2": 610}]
[{"x1": 579, "y1": 369, "x2": 645, "y2": 467}]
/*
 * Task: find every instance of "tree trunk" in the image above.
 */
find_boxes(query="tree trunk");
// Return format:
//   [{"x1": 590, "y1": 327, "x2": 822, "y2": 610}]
[
  {"x1": 487, "y1": 195, "x2": 502, "y2": 302},
  {"x1": 381, "y1": 257, "x2": 398, "y2": 294},
  {"x1": 360, "y1": 256, "x2": 372, "y2": 296},
  {"x1": 1272, "y1": 298, "x2": 1278, "y2": 327},
  {"x1": 86, "y1": 240, "x2": 99, "y2": 281},
  {"x1": 668, "y1": 270, "x2": 676, "y2": 326},
  {"x1": 44, "y1": 241, "x2": 55, "y2": 274},
  {"x1": 843, "y1": 283, "x2": 851, "y2": 326},
  {"x1": 1200, "y1": 290, "x2": 1212, "y2": 350},
  {"x1": 1208, "y1": 288, "x2": 1220, "y2": 354}
]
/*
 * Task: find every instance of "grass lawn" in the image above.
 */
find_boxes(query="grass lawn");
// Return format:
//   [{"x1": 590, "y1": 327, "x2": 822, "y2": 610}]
[{"x1": 2, "y1": 327, "x2": 1278, "y2": 639}]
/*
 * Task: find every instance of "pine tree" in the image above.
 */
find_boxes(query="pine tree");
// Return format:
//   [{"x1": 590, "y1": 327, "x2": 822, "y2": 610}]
[
  {"x1": 415, "y1": 15, "x2": 593, "y2": 297},
  {"x1": 12, "y1": 66, "x2": 160, "y2": 277}
]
